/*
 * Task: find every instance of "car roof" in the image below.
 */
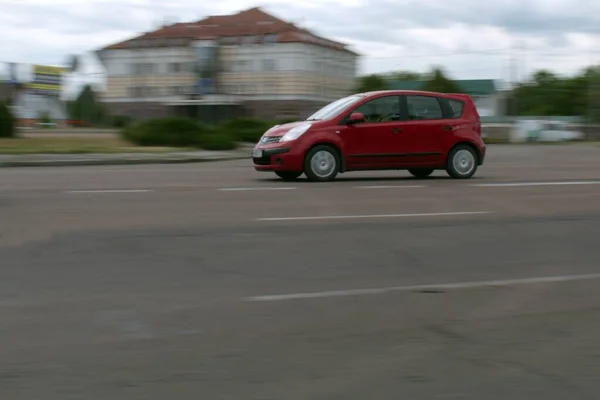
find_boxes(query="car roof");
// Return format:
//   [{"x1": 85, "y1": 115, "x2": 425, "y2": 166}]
[{"x1": 358, "y1": 89, "x2": 464, "y2": 97}]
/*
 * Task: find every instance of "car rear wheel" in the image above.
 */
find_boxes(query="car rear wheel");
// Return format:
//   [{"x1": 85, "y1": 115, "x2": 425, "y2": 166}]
[
  {"x1": 446, "y1": 145, "x2": 478, "y2": 179},
  {"x1": 275, "y1": 171, "x2": 302, "y2": 181},
  {"x1": 304, "y1": 145, "x2": 340, "y2": 182},
  {"x1": 408, "y1": 168, "x2": 434, "y2": 178}
]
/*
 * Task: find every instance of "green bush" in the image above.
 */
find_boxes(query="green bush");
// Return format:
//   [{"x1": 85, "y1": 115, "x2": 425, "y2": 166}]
[
  {"x1": 120, "y1": 117, "x2": 204, "y2": 147},
  {"x1": 218, "y1": 117, "x2": 273, "y2": 143},
  {"x1": 199, "y1": 127, "x2": 237, "y2": 151},
  {"x1": 111, "y1": 115, "x2": 133, "y2": 128},
  {"x1": 119, "y1": 115, "x2": 301, "y2": 150},
  {"x1": 38, "y1": 111, "x2": 52, "y2": 124},
  {"x1": 0, "y1": 102, "x2": 16, "y2": 138}
]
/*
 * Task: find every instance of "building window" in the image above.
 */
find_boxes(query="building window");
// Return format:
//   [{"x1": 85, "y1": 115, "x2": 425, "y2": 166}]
[
  {"x1": 169, "y1": 62, "x2": 185, "y2": 73},
  {"x1": 241, "y1": 35, "x2": 259, "y2": 45},
  {"x1": 169, "y1": 86, "x2": 189, "y2": 95},
  {"x1": 131, "y1": 63, "x2": 155, "y2": 75},
  {"x1": 262, "y1": 34, "x2": 278, "y2": 44},
  {"x1": 235, "y1": 60, "x2": 253, "y2": 72},
  {"x1": 262, "y1": 59, "x2": 276, "y2": 71},
  {"x1": 128, "y1": 86, "x2": 162, "y2": 98}
]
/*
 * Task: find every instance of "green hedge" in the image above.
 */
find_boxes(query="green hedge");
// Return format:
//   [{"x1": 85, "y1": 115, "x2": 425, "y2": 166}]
[
  {"x1": 217, "y1": 117, "x2": 300, "y2": 143},
  {"x1": 121, "y1": 117, "x2": 207, "y2": 147},
  {"x1": 199, "y1": 127, "x2": 237, "y2": 151},
  {"x1": 111, "y1": 115, "x2": 133, "y2": 128},
  {"x1": 120, "y1": 117, "x2": 238, "y2": 150},
  {"x1": 0, "y1": 102, "x2": 16, "y2": 138},
  {"x1": 218, "y1": 117, "x2": 273, "y2": 143},
  {"x1": 119, "y1": 116, "x2": 302, "y2": 150}
]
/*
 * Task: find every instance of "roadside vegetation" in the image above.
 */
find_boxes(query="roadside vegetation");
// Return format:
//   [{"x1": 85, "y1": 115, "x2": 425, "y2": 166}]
[
  {"x1": 120, "y1": 116, "x2": 294, "y2": 150},
  {"x1": 0, "y1": 102, "x2": 16, "y2": 138}
]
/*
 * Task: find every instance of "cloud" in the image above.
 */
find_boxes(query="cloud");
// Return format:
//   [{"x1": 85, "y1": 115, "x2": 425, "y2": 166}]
[{"x1": 0, "y1": 0, "x2": 598, "y2": 83}]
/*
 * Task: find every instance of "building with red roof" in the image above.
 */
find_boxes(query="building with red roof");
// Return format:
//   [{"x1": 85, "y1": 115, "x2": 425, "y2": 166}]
[{"x1": 95, "y1": 7, "x2": 359, "y2": 122}]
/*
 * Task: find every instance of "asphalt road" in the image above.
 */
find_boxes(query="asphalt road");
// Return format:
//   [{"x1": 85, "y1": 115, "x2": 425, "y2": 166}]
[{"x1": 1, "y1": 144, "x2": 600, "y2": 399}]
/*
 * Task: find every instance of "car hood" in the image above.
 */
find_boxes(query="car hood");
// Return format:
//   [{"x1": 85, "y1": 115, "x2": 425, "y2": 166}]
[{"x1": 263, "y1": 121, "x2": 314, "y2": 137}]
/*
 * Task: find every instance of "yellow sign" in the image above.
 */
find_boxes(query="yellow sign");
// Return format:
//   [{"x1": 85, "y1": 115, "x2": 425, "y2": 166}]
[
  {"x1": 24, "y1": 64, "x2": 67, "y2": 97},
  {"x1": 33, "y1": 65, "x2": 67, "y2": 75}
]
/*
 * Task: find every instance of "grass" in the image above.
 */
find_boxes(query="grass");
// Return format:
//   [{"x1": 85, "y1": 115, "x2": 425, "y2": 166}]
[
  {"x1": 0, "y1": 137, "x2": 193, "y2": 154},
  {"x1": 1, "y1": 135, "x2": 597, "y2": 155}
]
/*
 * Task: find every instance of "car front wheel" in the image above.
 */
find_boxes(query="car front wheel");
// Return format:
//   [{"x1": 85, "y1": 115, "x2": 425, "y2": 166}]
[
  {"x1": 304, "y1": 145, "x2": 340, "y2": 182},
  {"x1": 446, "y1": 145, "x2": 478, "y2": 179}
]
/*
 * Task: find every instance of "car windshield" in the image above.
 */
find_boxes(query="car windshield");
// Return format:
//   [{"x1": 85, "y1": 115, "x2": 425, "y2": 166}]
[{"x1": 306, "y1": 95, "x2": 364, "y2": 121}]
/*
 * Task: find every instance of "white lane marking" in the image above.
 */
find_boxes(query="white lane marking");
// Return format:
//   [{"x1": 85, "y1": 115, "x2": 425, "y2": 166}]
[
  {"x1": 256, "y1": 211, "x2": 493, "y2": 222},
  {"x1": 355, "y1": 185, "x2": 425, "y2": 189},
  {"x1": 244, "y1": 273, "x2": 600, "y2": 302},
  {"x1": 218, "y1": 187, "x2": 296, "y2": 191},
  {"x1": 472, "y1": 181, "x2": 600, "y2": 187},
  {"x1": 65, "y1": 189, "x2": 153, "y2": 194}
]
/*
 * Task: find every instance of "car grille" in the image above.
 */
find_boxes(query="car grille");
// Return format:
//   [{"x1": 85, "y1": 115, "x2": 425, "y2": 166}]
[{"x1": 260, "y1": 136, "x2": 281, "y2": 144}]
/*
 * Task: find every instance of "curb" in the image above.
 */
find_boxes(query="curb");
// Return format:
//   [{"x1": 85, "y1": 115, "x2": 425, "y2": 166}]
[{"x1": 0, "y1": 155, "x2": 250, "y2": 168}]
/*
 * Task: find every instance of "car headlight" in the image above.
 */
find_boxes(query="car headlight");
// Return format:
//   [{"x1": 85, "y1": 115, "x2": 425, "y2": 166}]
[{"x1": 280, "y1": 123, "x2": 311, "y2": 142}]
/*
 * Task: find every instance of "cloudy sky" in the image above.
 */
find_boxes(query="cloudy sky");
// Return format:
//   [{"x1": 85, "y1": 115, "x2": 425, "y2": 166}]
[{"x1": 1, "y1": 0, "x2": 599, "y2": 87}]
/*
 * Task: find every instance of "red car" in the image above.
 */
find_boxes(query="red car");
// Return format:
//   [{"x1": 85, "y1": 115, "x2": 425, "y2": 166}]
[{"x1": 252, "y1": 90, "x2": 486, "y2": 182}]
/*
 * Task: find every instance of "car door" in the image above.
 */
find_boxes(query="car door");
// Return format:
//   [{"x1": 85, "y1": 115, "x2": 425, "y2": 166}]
[
  {"x1": 395, "y1": 94, "x2": 448, "y2": 166},
  {"x1": 339, "y1": 95, "x2": 405, "y2": 169}
]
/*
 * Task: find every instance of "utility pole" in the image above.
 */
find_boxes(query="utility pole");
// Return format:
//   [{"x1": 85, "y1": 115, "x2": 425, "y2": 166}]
[
  {"x1": 587, "y1": 49, "x2": 599, "y2": 128},
  {"x1": 508, "y1": 38, "x2": 518, "y2": 117}
]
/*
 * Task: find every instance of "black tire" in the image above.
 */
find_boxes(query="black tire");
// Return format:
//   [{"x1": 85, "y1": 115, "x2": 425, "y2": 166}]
[
  {"x1": 446, "y1": 145, "x2": 478, "y2": 179},
  {"x1": 275, "y1": 171, "x2": 302, "y2": 181},
  {"x1": 303, "y1": 145, "x2": 340, "y2": 182},
  {"x1": 408, "y1": 168, "x2": 434, "y2": 178}
]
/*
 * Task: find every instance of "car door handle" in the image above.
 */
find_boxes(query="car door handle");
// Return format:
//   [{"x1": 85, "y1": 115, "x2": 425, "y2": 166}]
[
  {"x1": 442, "y1": 125, "x2": 454, "y2": 131},
  {"x1": 391, "y1": 128, "x2": 402, "y2": 134}
]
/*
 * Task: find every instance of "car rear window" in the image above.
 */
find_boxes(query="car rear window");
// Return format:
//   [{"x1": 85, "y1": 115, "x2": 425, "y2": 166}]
[{"x1": 447, "y1": 99, "x2": 465, "y2": 118}]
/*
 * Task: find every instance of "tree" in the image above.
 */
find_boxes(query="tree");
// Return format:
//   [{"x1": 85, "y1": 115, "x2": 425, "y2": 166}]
[
  {"x1": 0, "y1": 102, "x2": 16, "y2": 138},
  {"x1": 584, "y1": 66, "x2": 600, "y2": 122},
  {"x1": 512, "y1": 66, "x2": 600, "y2": 118},
  {"x1": 421, "y1": 67, "x2": 461, "y2": 93},
  {"x1": 354, "y1": 74, "x2": 389, "y2": 92},
  {"x1": 67, "y1": 84, "x2": 106, "y2": 126},
  {"x1": 387, "y1": 71, "x2": 422, "y2": 81}
]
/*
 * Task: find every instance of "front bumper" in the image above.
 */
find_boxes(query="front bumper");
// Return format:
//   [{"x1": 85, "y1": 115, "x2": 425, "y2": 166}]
[{"x1": 252, "y1": 146, "x2": 303, "y2": 172}]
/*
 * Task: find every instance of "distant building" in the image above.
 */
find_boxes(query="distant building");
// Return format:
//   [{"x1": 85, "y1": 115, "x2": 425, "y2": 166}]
[
  {"x1": 388, "y1": 79, "x2": 506, "y2": 117},
  {"x1": 0, "y1": 82, "x2": 15, "y2": 103},
  {"x1": 95, "y1": 7, "x2": 359, "y2": 122},
  {"x1": 0, "y1": 64, "x2": 68, "y2": 127}
]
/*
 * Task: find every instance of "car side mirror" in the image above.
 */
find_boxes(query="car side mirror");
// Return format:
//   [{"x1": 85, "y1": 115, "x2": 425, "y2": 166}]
[{"x1": 347, "y1": 112, "x2": 365, "y2": 125}]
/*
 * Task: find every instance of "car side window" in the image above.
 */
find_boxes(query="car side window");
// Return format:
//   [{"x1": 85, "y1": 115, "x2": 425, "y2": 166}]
[
  {"x1": 406, "y1": 96, "x2": 444, "y2": 120},
  {"x1": 446, "y1": 99, "x2": 465, "y2": 118},
  {"x1": 352, "y1": 96, "x2": 401, "y2": 123}
]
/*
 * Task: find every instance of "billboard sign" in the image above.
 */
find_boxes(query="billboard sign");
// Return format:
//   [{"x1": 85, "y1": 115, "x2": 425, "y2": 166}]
[{"x1": 24, "y1": 65, "x2": 67, "y2": 97}]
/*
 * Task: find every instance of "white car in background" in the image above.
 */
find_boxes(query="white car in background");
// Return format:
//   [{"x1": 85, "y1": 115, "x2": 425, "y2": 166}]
[{"x1": 511, "y1": 120, "x2": 585, "y2": 143}]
